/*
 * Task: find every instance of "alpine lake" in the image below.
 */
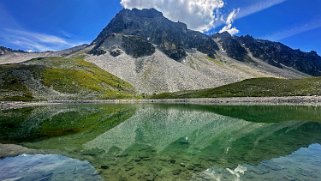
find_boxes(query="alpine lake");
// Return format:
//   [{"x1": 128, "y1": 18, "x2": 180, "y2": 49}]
[{"x1": 1, "y1": 103, "x2": 321, "y2": 181}]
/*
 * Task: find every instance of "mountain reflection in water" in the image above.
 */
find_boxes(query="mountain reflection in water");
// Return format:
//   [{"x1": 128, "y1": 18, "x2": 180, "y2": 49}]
[{"x1": 1, "y1": 104, "x2": 321, "y2": 180}]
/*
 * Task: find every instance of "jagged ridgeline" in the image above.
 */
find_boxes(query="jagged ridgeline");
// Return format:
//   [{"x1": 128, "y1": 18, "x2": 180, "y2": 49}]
[
  {"x1": 214, "y1": 32, "x2": 321, "y2": 76},
  {"x1": 0, "y1": 57, "x2": 137, "y2": 101},
  {"x1": 0, "y1": 46, "x2": 25, "y2": 55}
]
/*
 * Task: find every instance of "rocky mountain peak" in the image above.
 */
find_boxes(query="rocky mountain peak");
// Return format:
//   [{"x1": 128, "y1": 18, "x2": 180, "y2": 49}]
[
  {"x1": 123, "y1": 8, "x2": 164, "y2": 18},
  {"x1": 90, "y1": 8, "x2": 218, "y2": 61}
]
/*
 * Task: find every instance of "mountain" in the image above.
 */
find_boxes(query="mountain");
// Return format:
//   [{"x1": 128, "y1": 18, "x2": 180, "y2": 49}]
[
  {"x1": 213, "y1": 33, "x2": 321, "y2": 76},
  {"x1": 90, "y1": 8, "x2": 218, "y2": 61},
  {"x1": 85, "y1": 8, "x2": 313, "y2": 94},
  {"x1": 237, "y1": 35, "x2": 321, "y2": 75}
]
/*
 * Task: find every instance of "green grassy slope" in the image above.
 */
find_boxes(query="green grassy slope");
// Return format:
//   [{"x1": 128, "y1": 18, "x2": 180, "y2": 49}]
[
  {"x1": 0, "y1": 104, "x2": 136, "y2": 145},
  {"x1": 0, "y1": 57, "x2": 137, "y2": 101},
  {"x1": 151, "y1": 77, "x2": 321, "y2": 99}
]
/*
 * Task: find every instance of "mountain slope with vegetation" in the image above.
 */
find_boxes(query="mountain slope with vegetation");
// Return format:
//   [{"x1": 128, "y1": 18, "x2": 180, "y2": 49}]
[
  {"x1": 151, "y1": 77, "x2": 321, "y2": 99},
  {"x1": 0, "y1": 57, "x2": 137, "y2": 101}
]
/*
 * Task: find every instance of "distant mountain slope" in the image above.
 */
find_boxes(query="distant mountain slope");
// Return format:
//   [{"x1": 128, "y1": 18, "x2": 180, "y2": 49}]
[
  {"x1": 0, "y1": 44, "x2": 88, "y2": 65},
  {"x1": 214, "y1": 33, "x2": 321, "y2": 76},
  {"x1": 0, "y1": 57, "x2": 136, "y2": 101},
  {"x1": 238, "y1": 35, "x2": 321, "y2": 76},
  {"x1": 0, "y1": 46, "x2": 25, "y2": 55}
]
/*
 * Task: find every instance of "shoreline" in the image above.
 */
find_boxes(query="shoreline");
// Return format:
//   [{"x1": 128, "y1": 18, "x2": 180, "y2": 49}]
[
  {"x1": 1, "y1": 96, "x2": 321, "y2": 110},
  {"x1": 0, "y1": 144, "x2": 39, "y2": 158}
]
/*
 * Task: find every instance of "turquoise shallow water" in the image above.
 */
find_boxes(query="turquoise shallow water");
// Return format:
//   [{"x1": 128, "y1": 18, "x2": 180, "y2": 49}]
[
  {"x1": 0, "y1": 154, "x2": 102, "y2": 181},
  {"x1": 1, "y1": 104, "x2": 321, "y2": 180}
]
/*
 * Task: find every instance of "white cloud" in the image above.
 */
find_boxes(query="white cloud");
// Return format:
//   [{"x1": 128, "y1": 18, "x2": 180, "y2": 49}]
[
  {"x1": 0, "y1": 29, "x2": 88, "y2": 52},
  {"x1": 9, "y1": 29, "x2": 69, "y2": 45},
  {"x1": 0, "y1": 4, "x2": 88, "y2": 52},
  {"x1": 226, "y1": 8, "x2": 238, "y2": 24},
  {"x1": 265, "y1": 19, "x2": 321, "y2": 41},
  {"x1": 216, "y1": 0, "x2": 287, "y2": 36},
  {"x1": 219, "y1": 9, "x2": 239, "y2": 35},
  {"x1": 120, "y1": 0, "x2": 224, "y2": 32},
  {"x1": 238, "y1": 0, "x2": 287, "y2": 19},
  {"x1": 219, "y1": 25, "x2": 239, "y2": 35}
]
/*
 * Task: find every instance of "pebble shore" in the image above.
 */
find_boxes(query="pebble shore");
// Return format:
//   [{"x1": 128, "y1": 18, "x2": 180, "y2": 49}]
[{"x1": 1, "y1": 96, "x2": 321, "y2": 110}]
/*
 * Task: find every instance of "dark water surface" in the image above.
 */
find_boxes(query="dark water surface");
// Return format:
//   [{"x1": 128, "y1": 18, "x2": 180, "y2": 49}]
[{"x1": 1, "y1": 104, "x2": 321, "y2": 181}]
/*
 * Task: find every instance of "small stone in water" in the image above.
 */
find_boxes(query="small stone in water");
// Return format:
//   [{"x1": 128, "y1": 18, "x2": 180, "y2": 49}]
[
  {"x1": 172, "y1": 169, "x2": 182, "y2": 175},
  {"x1": 129, "y1": 172, "x2": 136, "y2": 176},
  {"x1": 125, "y1": 166, "x2": 134, "y2": 171},
  {"x1": 101, "y1": 165, "x2": 109, "y2": 169},
  {"x1": 144, "y1": 173, "x2": 155, "y2": 181},
  {"x1": 187, "y1": 165, "x2": 195, "y2": 170},
  {"x1": 119, "y1": 176, "x2": 127, "y2": 181}
]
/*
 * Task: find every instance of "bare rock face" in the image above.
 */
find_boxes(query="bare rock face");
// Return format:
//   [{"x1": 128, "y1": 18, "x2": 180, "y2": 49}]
[
  {"x1": 213, "y1": 32, "x2": 249, "y2": 62},
  {"x1": 90, "y1": 33, "x2": 155, "y2": 57},
  {"x1": 90, "y1": 8, "x2": 219, "y2": 61},
  {"x1": 121, "y1": 35, "x2": 155, "y2": 58}
]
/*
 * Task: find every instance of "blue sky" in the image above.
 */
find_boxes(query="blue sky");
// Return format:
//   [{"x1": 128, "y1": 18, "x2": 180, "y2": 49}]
[{"x1": 0, "y1": 0, "x2": 320, "y2": 54}]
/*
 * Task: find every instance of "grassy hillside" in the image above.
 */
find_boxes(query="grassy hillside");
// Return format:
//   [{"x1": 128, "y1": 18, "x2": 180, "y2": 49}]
[
  {"x1": 0, "y1": 57, "x2": 137, "y2": 101},
  {"x1": 0, "y1": 104, "x2": 136, "y2": 144},
  {"x1": 151, "y1": 77, "x2": 321, "y2": 99}
]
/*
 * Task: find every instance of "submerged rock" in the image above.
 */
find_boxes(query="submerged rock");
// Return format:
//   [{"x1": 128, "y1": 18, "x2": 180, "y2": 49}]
[{"x1": 100, "y1": 165, "x2": 109, "y2": 169}]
